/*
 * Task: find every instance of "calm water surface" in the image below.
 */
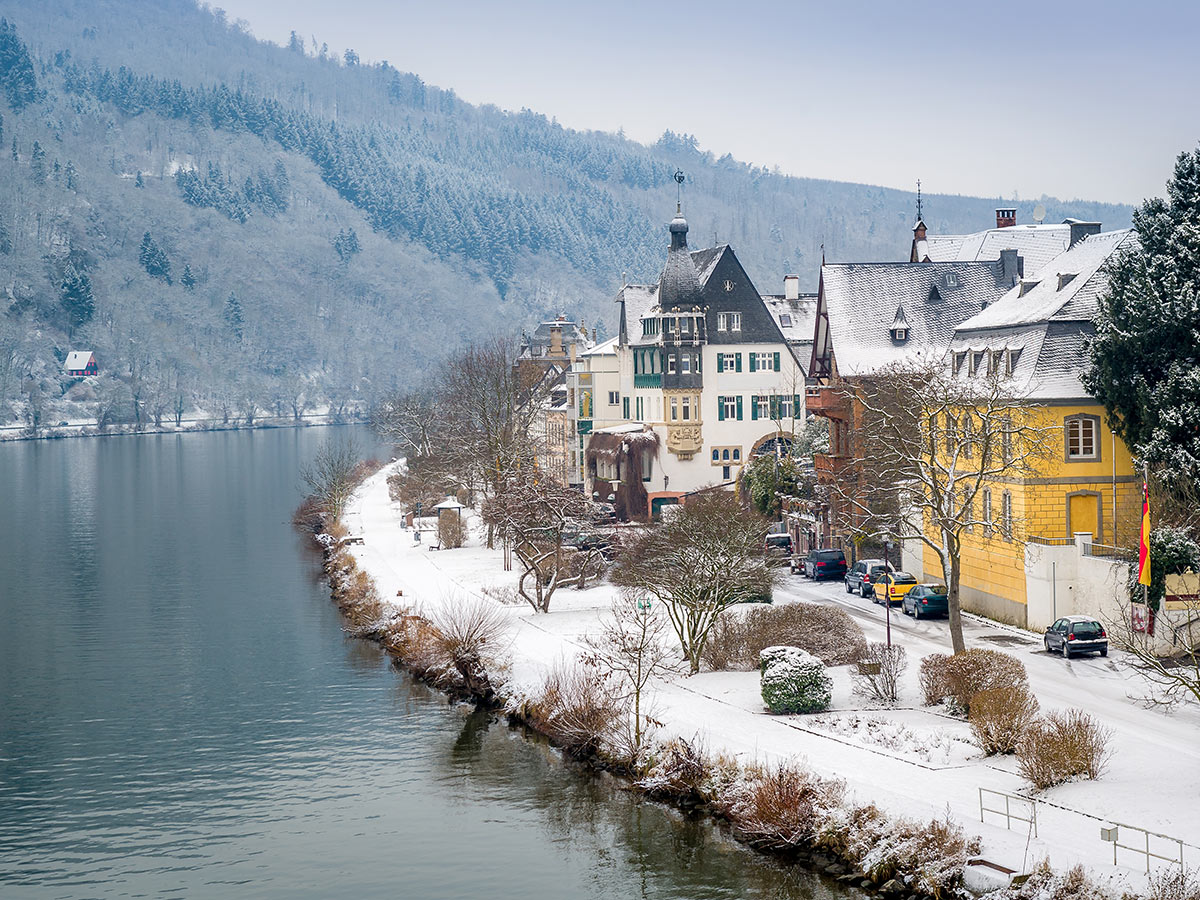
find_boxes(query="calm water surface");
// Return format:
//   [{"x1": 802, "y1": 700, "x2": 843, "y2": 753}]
[{"x1": 0, "y1": 427, "x2": 854, "y2": 899}]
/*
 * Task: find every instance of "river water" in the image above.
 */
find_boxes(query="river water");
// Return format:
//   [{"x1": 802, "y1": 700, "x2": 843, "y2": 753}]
[{"x1": 0, "y1": 427, "x2": 853, "y2": 899}]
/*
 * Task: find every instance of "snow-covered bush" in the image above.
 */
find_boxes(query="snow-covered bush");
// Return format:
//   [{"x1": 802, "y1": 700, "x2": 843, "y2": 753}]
[
  {"x1": 968, "y1": 685, "x2": 1040, "y2": 755},
  {"x1": 848, "y1": 812, "x2": 980, "y2": 899},
  {"x1": 760, "y1": 646, "x2": 832, "y2": 714},
  {"x1": 851, "y1": 642, "x2": 907, "y2": 704},
  {"x1": 721, "y1": 762, "x2": 845, "y2": 850},
  {"x1": 987, "y1": 859, "x2": 1118, "y2": 899},
  {"x1": 919, "y1": 648, "x2": 1028, "y2": 715},
  {"x1": 524, "y1": 662, "x2": 624, "y2": 758},
  {"x1": 1145, "y1": 867, "x2": 1200, "y2": 900},
  {"x1": 1017, "y1": 710, "x2": 1112, "y2": 790},
  {"x1": 702, "y1": 602, "x2": 866, "y2": 670}
]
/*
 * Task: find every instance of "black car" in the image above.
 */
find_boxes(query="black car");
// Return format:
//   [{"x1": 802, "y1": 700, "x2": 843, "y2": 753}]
[
  {"x1": 903, "y1": 584, "x2": 949, "y2": 619},
  {"x1": 844, "y1": 559, "x2": 892, "y2": 597},
  {"x1": 1044, "y1": 616, "x2": 1108, "y2": 658},
  {"x1": 802, "y1": 548, "x2": 847, "y2": 581},
  {"x1": 764, "y1": 533, "x2": 793, "y2": 566}
]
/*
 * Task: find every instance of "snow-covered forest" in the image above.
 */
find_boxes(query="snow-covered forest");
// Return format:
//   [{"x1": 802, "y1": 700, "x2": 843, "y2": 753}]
[{"x1": 0, "y1": 0, "x2": 1132, "y2": 430}]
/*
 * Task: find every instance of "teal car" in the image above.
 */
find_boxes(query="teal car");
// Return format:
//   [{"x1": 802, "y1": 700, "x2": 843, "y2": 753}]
[{"x1": 902, "y1": 584, "x2": 948, "y2": 619}]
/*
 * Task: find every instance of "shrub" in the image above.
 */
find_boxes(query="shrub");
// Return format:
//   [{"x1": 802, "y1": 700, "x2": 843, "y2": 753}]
[
  {"x1": 637, "y1": 737, "x2": 711, "y2": 802},
  {"x1": 437, "y1": 512, "x2": 464, "y2": 549},
  {"x1": 760, "y1": 646, "x2": 832, "y2": 714},
  {"x1": 920, "y1": 648, "x2": 1028, "y2": 715},
  {"x1": 968, "y1": 685, "x2": 1040, "y2": 755},
  {"x1": 525, "y1": 662, "x2": 624, "y2": 758},
  {"x1": 1017, "y1": 710, "x2": 1112, "y2": 790},
  {"x1": 851, "y1": 642, "x2": 907, "y2": 704},
  {"x1": 723, "y1": 763, "x2": 844, "y2": 850},
  {"x1": 427, "y1": 598, "x2": 510, "y2": 702},
  {"x1": 854, "y1": 814, "x2": 981, "y2": 899},
  {"x1": 994, "y1": 859, "x2": 1116, "y2": 900},
  {"x1": 1146, "y1": 867, "x2": 1200, "y2": 900},
  {"x1": 701, "y1": 602, "x2": 867, "y2": 671}
]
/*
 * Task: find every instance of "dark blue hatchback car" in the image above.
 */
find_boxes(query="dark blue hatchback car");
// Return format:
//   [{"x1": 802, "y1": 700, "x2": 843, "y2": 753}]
[{"x1": 902, "y1": 584, "x2": 948, "y2": 619}]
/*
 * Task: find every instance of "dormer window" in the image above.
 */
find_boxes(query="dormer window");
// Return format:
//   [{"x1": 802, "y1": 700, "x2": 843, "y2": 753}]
[
  {"x1": 1018, "y1": 280, "x2": 1040, "y2": 297},
  {"x1": 889, "y1": 304, "x2": 909, "y2": 343},
  {"x1": 779, "y1": 314, "x2": 792, "y2": 327},
  {"x1": 891, "y1": 327, "x2": 908, "y2": 342},
  {"x1": 1057, "y1": 273, "x2": 1077, "y2": 291},
  {"x1": 944, "y1": 272, "x2": 958, "y2": 288}
]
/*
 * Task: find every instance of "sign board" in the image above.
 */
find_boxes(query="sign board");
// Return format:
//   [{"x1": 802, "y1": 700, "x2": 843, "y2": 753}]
[
  {"x1": 1131, "y1": 603, "x2": 1154, "y2": 636},
  {"x1": 1164, "y1": 574, "x2": 1200, "y2": 611}
]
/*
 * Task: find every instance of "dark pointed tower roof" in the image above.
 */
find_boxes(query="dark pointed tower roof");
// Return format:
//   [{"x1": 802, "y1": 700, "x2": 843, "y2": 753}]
[{"x1": 659, "y1": 211, "x2": 703, "y2": 310}]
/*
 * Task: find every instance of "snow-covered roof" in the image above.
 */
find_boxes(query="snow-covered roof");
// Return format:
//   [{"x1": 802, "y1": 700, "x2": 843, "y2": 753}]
[
  {"x1": 917, "y1": 224, "x2": 1076, "y2": 277},
  {"x1": 582, "y1": 336, "x2": 618, "y2": 357},
  {"x1": 64, "y1": 350, "x2": 94, "y2": 369},
  {"x1": 595, "y1": 422, "x2": 648, "y2": 435},
  {"x1": 819, "y1": 260, "x2": 1013, "y2": 377},
  {"x1": 956, "y1": 230, "x2": 1134, "y2": 332},
  {"x1": 762, "y1": 294, "x2": 818, "y2": 345}
]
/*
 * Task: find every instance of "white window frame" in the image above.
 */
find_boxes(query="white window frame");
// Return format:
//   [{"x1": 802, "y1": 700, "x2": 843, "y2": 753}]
[
  {"x1": 1066, "y1": 416, "x2": 1098, "y2": 461},
  {"x1": 729, "y1": 312, "x2": 742, "y2": 332},
  {"x1": 608, "y1": 391, "x2": 620, "y2": 406},
  {"x1": 721, "y1": 396, "x2": 738, "y2": 419},
  {"x1": 754, "y1": 351, "x2": 773, "y2": 371},
  {"x1": 666, "y1": 354, "x2": 677, "y2": 374}
]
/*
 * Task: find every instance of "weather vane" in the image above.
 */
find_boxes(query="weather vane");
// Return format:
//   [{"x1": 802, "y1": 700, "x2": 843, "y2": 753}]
[
  {"x1": 916, "y1": 179, "x2": 923, "y2": 221},
  {"x1": 674, "y1": 169, "x2": 685, "y2": 213}
]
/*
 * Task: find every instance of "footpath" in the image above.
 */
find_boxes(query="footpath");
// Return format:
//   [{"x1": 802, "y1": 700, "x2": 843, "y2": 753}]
[{"x1": 343, "y1": 463, "x2": 1200, "y2": 894}]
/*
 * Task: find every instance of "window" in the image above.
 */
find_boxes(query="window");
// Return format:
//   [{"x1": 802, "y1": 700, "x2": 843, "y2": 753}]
[
  {"x1": 682, "y1": 396, "x2": 691, "y2": 420},
  {"x1": 953, "y1": 351, "x2": 968, "y2": 375},
  {"x1": 777, "y1": 397, "x2": 793, "y2": 419},
  {"x1": 711, "y1": 446, "x2": 743, "y2": 466},
  {"x1": 945, "y1": 272, "x2": 958, "y2": 288},
  {"x1": 718, "y1": 312, "x2": 742, "y2": 332},
  {"x1": 666, "y1": 354, "x2": 677, "y2": 374},
  {"x1": 749, "y1": 351, "x2": 780, "y2": 372},
  {"x1": 945, "y1": 415, "x2": 958, "y2": 455},
  {"x1": 753, "y1": 395, "x2": 770, "y2": 419},
  {"x1": 1006, "y1": 348, "x2": 1021, "y2": 374},
  {"x1": 608, "y1": 391, "x2": 620, "y2": 406},
  {"x1": 779, "y1": 314, "x2": 792, "y2": 327},
  {"x1": 1002, "y1": 415, "x2": 1013, "y2": 463},
  {"x1": 718, "y1": 396, "x2": 740, "y2": 421},
  {"x1": 983, "y1": 488, "x2": 993, "y2": 537},
  {"x1": 723, "y1": 465, "x2": 732, "y2": 480},
  {"x1": 712, "y1": 449, "x2": 720, "y2": 462},
  {"x1": 717, "y1": 352, "x2": 740, "y2": 372},
  {"x1": 635, "y1": 397, "x2": 643, "y2": 420},
  {"x1": 681, "y1": 316, "x2": 691, "y2": 334},
  {"x1": 722, "y1": 448, "x2": 730, "y2": 461},
  {"x1": 622, "y1": 397, "x2": 630, "y2": 418},
  {"x1": 964, "y1": 494, "x2": 975, "y2": 533},
  {"x1": 681, "y1": 354, "x2": 691, "y2": 374},
  {"x1": 1001, "y1": 491, "x2": 1013, "y2": 540},
  {"x1": 962, "y1": 416, "x2": 974, "y2": 458},
  {"x1": 669, "y1": 397, "x2": 678, "y2": 421},
  {"x1": 642, "y1": 449, "x2": 653, "y2": 482},
  {"x1": 1065, "y1": 415, "x2": 1099, "y2": 461},
  {"x1": 970, "y1": 351, "x2": 985, "y2": 375}
]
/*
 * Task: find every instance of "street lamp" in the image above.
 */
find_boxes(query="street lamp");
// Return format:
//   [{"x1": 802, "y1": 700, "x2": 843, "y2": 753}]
[{"x1": 883, "y1": 536, "x2": 892, "y2": 648}]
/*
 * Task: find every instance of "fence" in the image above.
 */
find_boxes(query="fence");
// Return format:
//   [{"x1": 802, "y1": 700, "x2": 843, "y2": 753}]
[
  {"x1": 979, "y1": 788, "x2": 1037, "y2": 838},
  {"x1": 1103, "y1": 821, "x2": 1189, "y2": 874},
  {"x1": 1081, "y1": 541, "x2": 1136, "y2": 561},
  {"x1": 1027, "y1": 535, "x2": 1076, "y2": 547}
]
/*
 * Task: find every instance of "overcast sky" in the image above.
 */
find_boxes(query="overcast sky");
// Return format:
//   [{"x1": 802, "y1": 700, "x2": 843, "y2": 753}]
[{"x1": 216, "y1": 0, "x2": 1198, "y2": 205}]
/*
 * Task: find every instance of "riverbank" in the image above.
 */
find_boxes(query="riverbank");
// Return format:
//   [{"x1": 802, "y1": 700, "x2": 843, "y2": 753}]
[
  {"x1": 0, "y1": 411, "x2": 365, "y2": 442},
  {"x1": 327, "y1": 462, "x2": 1199, "y2": 900}
]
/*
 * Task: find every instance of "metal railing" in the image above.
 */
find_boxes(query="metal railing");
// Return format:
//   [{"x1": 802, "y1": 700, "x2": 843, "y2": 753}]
[
  {"x1": 979, "y1": 788, "x2": 1038, "y2": 837},
  {"x1": 1081, "y1": 541, "x2": 1136, "y2": 561},
  {"x1": 1102, "y1": 822, "x2": 1190, "y2": 874},
  {"x1": 1027, "y1": 535, "x2": 1077, "y2": 546}
]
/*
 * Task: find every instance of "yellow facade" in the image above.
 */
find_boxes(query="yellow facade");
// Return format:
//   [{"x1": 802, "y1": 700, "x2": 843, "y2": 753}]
[{"x1": 921, "y1": 401, "x2": 1141, "y2": 626}]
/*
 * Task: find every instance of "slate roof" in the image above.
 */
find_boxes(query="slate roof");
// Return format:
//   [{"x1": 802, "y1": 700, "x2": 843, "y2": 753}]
[
  {"x1": 956, "y1": 230, "x2": 1134, "y2": 332},
  {"x1": 916, "y1": 224, "x2": 1075, "y2": 277},
  {"x1": 659, "y1": 214, "x2": 704, "y2": 310},
  {"x1": 950, "y1": 229, "x2": 1134, "y2": 401},
  {"x1": 817, "y1": 260, "x2": 1013, "y2": 377}
]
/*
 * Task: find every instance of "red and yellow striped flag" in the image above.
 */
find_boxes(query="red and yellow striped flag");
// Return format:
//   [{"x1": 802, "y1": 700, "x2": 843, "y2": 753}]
[{"x1": 1138, "y1": 481, "x2": 1151, "y2": 587}]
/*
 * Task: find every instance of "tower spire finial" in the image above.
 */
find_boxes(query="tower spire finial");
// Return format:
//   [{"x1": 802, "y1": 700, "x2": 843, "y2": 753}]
[
  {"x1": 916, "y1": 179, "x2": 924, "y2": 221},
  {"x1": 674, "y1": 169, "x2": 685, "y2": 214}
]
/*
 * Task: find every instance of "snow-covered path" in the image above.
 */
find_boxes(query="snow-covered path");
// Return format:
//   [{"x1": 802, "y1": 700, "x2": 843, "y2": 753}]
[{"x1": 342, "y1": 464, "x2": 1200, "y2": 892}]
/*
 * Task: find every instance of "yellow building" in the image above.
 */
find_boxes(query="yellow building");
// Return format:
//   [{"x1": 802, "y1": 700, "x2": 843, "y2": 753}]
[{"x1": 916, "y1": 229, "x2": 1141, "y2": 627}]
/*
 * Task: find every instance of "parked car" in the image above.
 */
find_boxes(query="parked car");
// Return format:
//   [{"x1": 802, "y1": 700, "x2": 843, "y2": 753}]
[
  {"x1": 1044, "y1": 615, "x2": 1108, "y2": 658},
  {"x1": 764, "y1": 533, "x2": 793, "y2": 566},
  {"x1": 844, "y1": 559, "x2": 893, "y2": 597},
  {"x1": 873, "y1": 571, "x2": 918, "y2": 606},
  {"x1": 903, "y1": 584, "x2": 948, "y2": 619},
  {"x1": 801, "y1": 548, "x2": 847, "y2": 580}
]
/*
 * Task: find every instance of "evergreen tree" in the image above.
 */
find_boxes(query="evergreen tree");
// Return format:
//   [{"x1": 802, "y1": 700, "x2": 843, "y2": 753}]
[
  {"x1": 0, "y1": 19, "x2": 40, "y2": 111},
  {"x1": 60, "y1": 264, "x2": 95, "y2": 336},
  {"x1": 181, "y1": 264, "x2": 196, "y2": 291},
  {"x1": 64, "y1": 160, "x2": 77, "y2": 190},
  {"x1": 29, "y1": 139, "x2": 46, "y2": 184},
  {"x1": 1084, "y1": 147, "x2": 1200, "y2": 490},
  {"x1": 287, "y1": 30, "x2": 304, "y2": 54},
  {"x1": 135, "y1": 170, "x2": 144, "y2": 188},
  {"x1": 10, "y1": 136, "x2": 16, "y2": 161},
  {"x1": 223, "y1": 291, "x2": 244, "y2": 341},
  {"x1": 138, "y1": 231, "x2": 172, "y2": 283}
]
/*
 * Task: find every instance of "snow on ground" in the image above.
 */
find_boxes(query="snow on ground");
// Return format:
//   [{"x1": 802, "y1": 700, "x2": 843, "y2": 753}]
[{"x1": 343, "y1": 463, "x2": 1200, "y2": 892}]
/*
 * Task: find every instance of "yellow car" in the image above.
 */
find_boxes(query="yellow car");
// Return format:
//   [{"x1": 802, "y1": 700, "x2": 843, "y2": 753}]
[{"x1": 873, "y1": 571, "x2": 918, "y2": 607}]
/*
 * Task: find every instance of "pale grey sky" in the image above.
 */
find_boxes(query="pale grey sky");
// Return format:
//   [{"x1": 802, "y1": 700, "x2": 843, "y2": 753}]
[{"x1": 217, "y1": 0, "x2": 1198, "y2": 205}]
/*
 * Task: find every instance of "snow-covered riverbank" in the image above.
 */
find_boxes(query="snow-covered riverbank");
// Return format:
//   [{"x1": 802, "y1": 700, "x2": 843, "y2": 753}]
[{"x1": 343, "y1": 463, "x2": 1200, "y2": 896}]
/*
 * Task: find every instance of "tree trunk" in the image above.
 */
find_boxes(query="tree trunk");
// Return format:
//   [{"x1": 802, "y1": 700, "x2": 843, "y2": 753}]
[{"x1": 946, "y1": 551, "x2": 966, "y2": 654}]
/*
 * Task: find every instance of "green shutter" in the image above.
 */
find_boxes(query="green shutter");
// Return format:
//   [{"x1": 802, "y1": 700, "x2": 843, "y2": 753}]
[
  {"x1": 794, "y1": 394, "x2": 802, "y2": 417},
  {"x1": 718, "y1": 397, "x2": 726, "y2": 421},
  {"x1": 735, "y1": 353, "x2": 742, "y2": 372},
  {"x1": 736, "y1": 395, "x2": 743, "y2": 420},
  {"x1": 716, "y1": 354, "x2": 724, "y2": 373},
  {"x1": 749, "y1": 353, "x2": 757, "y2": 372},
  {"x1": 751, "y1": 395, "x2": 759, "y2": 420},
  {"x1": 774, "y1": 351, "x2": 781, "y2": 372},
  {"x1": 623, "y1": 397, "x2": 630, "y2": 418},
  {"x1": 770, "y1": 396, "x2": 779, "y2": 419}
]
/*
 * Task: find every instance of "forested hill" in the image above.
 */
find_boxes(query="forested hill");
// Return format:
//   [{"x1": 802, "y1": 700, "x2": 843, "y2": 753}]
[{"x1": 0, "y1": 0, "x2": 1130, "y2": 431}]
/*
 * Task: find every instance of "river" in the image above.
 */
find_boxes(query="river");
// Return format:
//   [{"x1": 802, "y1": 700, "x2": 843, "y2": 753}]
[{"x1": 0, "y1": 427, "x2": 854, "y2": 899}]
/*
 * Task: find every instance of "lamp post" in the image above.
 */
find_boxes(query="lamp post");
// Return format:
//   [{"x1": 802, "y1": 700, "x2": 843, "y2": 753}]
[{"x1": 883, "y1": 536, "x2": 892, "y2": 648}]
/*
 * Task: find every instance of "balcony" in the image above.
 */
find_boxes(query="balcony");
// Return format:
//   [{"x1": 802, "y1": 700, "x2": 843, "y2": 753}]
[
  {"x1": 806, "y1": 386, "x2": 852, "y2": 418},
  {"x1": 814, "y1": 453, "x2": 853, "y2": 480},
  {"x1": 634, "y1": 373, "x2": 661, "y2": 389}
]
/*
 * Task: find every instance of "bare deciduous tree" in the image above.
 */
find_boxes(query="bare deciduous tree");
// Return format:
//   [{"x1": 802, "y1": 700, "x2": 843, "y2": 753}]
[
  {"x1": 482, "y1": 472, "x2": 599, "y2": 613},
  {"x1": 300, "y1": 433, "x2": 361, "y2": 520},
  {"x1": 835, "y1": 357, "x2": 1054, "y2": 653},
  {"x1": 584, "y1": 591, "x2": 679, "y2": 761},
  {"x1": 613, "y1": 492, "x2": 772, "y2": 674}
]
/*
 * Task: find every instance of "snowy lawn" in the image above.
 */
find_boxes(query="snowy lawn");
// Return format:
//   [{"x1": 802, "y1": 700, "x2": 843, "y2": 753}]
[{"x1": 342, "y1": 463, "x2": 1200, "y2": 894}]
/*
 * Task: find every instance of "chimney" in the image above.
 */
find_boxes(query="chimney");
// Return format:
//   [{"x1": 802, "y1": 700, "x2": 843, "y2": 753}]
[
  {"x1": 1066, "y1": 220, "x2": 1101, "y2": 248},
  {"x1": 783, "y1": 274, "x2": 800, "y2": 301},
  {"x1": 549, "y1": 323, "x2": 564, "y2": 357},
  {"x1": 913, "y1": 220, "x2": 927, "y2": 241},
  {"x1": 999, "y1": 249, "x2": 1023, "y2": 286},
  {"x1": 995, "y1": 208, "x2": 1017, "y2": 229}
]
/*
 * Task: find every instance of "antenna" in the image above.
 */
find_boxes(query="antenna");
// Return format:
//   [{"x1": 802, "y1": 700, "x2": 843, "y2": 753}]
[
  {"x1": 674, "y1": 169, "x2": 685, "y2": 213},
  {"x1": 916, "y1": 179, "x2": 923, "y2": 221},
  {"x1": 1032, "y1": 203, "x2": 1046, "y2": 224}
]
